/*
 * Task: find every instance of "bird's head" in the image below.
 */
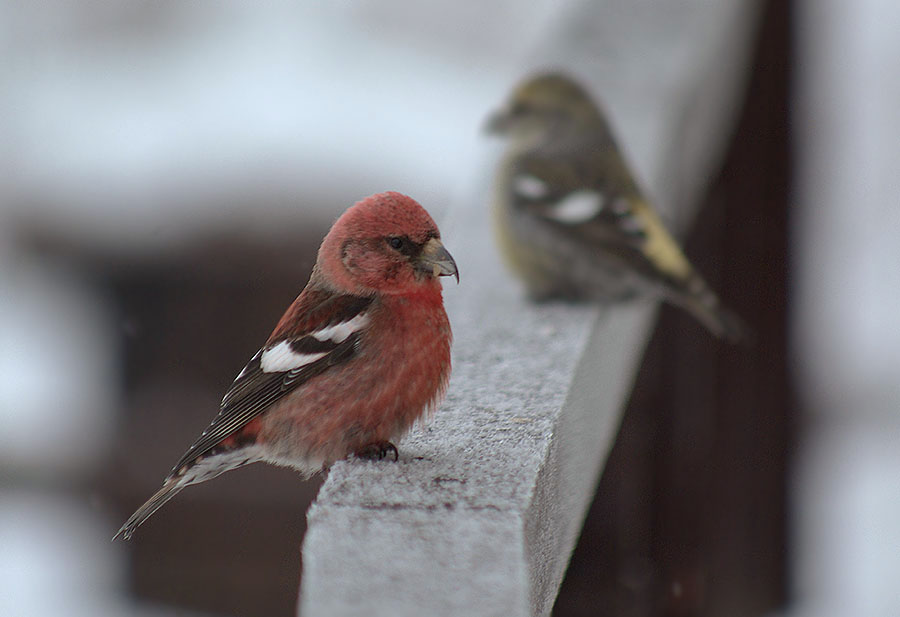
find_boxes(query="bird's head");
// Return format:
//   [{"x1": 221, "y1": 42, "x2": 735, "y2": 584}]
[
  {"x1": 314, "y1": 192, "x2": 458, "y2": 296},
  {"x1": 486, "y1": 72, "x2": 604, "y2": 145}
]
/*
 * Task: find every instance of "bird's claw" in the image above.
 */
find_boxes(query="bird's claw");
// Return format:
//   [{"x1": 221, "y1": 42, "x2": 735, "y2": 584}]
[{"x1": 355, "y1": 441, "x2": 399, "y2": 462}]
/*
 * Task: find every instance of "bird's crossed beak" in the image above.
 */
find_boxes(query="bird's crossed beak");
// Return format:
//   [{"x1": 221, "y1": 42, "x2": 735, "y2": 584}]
[{"x1": 416, "y1": 237, "x2": 459, "y2": 283}]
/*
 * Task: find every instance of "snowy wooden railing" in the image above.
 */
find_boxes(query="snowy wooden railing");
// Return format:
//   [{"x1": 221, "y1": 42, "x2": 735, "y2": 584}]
[{"x1": 299, "y1": 1, "x2": 760, "y2": 615}]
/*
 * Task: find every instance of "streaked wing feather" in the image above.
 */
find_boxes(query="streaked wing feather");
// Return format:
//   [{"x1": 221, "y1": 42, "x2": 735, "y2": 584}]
[
  {"x1": 168, "y1": 292, "x2": 373, "y2": 476},
  {"x1": 515, "y1": 137, "x2": 694, "y2": 284}
]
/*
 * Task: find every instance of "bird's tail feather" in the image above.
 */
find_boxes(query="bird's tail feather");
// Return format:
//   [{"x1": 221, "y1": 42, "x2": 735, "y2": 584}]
[
  {"x1": 113, "y1": 477, "x2": 185, "y2": 541},
  {"x1": 689, "y1": 299, "x2": 750, "y2": 343},
  {"x1": 669, "y1": 276, "x2": 750, "y2": 343}
]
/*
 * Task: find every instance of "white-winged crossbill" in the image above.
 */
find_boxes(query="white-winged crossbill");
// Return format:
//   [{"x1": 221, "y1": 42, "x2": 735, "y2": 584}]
[
  {"x1": 486, "y1": 71, "x2": 744, "y2": 340},
  {"x1": 114, "y1": 191, "x2": 458, "y2": 540}
]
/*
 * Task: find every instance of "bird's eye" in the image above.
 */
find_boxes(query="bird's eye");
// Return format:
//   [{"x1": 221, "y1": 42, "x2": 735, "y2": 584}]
[
  {"x1": 510, "y1": 102, "x2": 531, "y2": 116},
  {"x1": 388, "y1": 237, "x2": 404, "y2": 250}
]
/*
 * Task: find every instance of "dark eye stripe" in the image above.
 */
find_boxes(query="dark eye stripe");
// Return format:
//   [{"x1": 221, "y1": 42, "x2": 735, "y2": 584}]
[
  {"x1": 510, "y1": 102, "x2": 530, "y2": 115},
  {"x1": 386, "y1": 235, "x2": 424, "y2": 258}
]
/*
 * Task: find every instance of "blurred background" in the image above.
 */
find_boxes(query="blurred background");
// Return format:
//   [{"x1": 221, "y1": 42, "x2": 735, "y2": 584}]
[{"x1": 1, "y1": 1, "x2": 897, "y2": 616}]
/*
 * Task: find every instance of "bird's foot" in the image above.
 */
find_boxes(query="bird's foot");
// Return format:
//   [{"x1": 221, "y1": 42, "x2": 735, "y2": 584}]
[{"x1": 355, "y1": 441, "x2": 399, "y2": 462}]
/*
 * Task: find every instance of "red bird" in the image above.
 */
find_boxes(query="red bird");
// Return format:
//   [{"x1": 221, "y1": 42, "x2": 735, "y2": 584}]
[{"x1": 114, "y1": 191, "x2": 458, "y2": 540}]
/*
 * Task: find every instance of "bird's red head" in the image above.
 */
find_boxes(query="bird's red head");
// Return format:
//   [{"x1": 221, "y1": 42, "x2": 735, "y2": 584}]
[{"x1": 314, "y1": 192, "x2": 458, "y2": 296}]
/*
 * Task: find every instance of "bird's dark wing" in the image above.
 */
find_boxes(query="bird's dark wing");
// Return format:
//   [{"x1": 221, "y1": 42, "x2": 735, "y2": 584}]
[
  {"x1": 510, "y1": 146, "x2": 747, "y2": 340},
  {"x1": 168, "y1": 292, "x2": 375, "y2": 476},
  {"x1": 510, "y1": 148, "x2": 695, "y2": 285}
]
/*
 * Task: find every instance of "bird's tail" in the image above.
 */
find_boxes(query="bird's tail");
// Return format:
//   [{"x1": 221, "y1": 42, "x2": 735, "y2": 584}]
[
  {"x1": 113, "y1": 477, "x2": 185, "y2": 541},
  {"x1": 668, "y1": 274, "x2": 749, "y2": 343}
]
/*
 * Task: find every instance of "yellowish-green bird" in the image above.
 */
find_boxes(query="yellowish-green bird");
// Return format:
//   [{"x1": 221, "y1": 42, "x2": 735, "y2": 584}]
[{"x1": 486, "y1": 71, "x2": 745, "y2": 341}]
